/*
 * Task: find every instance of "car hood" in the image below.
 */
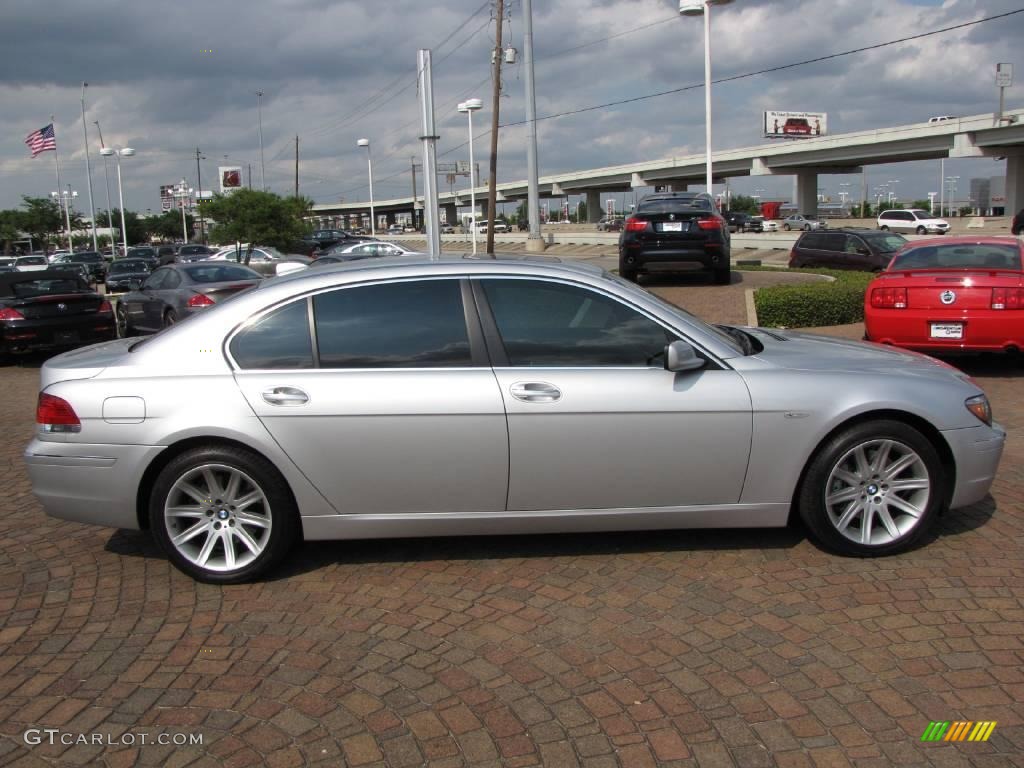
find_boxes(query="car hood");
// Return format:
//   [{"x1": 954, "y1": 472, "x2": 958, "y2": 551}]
[{"x1": 746, "y1": 327, "x2": 968, "y2": 378}]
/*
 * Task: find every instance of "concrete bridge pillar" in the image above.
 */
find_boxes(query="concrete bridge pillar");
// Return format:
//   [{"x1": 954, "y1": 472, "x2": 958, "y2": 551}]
[
  {"x1": 795, "y1": 170, "x2": 819, "y2": 215},
  {"x1": 1006, "y1": 155, "x2": 1024, "y2": 215},
  {"x1": 441, "y1": 203, "x2": 457, "y2": 226},
  {"x1": 586, "y1": 191, "x2": 603, "y2": 223},
  {"x1": 385, "y1": 211, "x2": 396, "y2": 226}
]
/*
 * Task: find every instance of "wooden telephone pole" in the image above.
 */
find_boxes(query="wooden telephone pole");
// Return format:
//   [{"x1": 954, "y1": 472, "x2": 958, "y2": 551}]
[{"x1": 486, "y1": 0, "x2": 504, "y2": 256}]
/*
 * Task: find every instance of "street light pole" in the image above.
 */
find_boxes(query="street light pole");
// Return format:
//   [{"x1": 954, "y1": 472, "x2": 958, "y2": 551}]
[
  {"x1": 357, "y1": 139, "x2": 375, "y2": 237},
  {"x1": 174, "y1": 179, "x2": 193, "y2": 243},
  {"x1": 93, "y1": 121, "x2": 115, "y2": 251},
  {"x1": 680, "y1": 0, "x2": 733, "y2": 194},
  {"x1": 256, "y1": 90, "x2": 266, "y2": 191},
  {"x1": 458, "y1": 99, "x2": 483, "y2": 255},
  {"x1": 101, "y1": 147, "x2": 134, "y2": 256},
  {"x1": 80, "y1": 83, "x2": 99, "y2": 251}
]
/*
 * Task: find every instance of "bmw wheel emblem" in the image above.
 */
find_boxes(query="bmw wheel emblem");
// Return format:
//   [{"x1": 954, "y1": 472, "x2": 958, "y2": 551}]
[
  {"x1": 57, "y1": 303, "x2": 66, "y2": 311},
  {"x1": 940, "y1": 290, "x2": 956, "y2": 305}
]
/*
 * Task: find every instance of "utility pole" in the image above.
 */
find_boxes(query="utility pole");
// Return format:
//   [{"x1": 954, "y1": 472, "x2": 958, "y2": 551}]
[
  {"x1": 247, "y1": 164, "x2": 252, "y2": 189},
  {"x1": 417, "y1": 49, "x2": 441, "y2": 259},
  {"x1": 195, "y1": 147, "x2": 206, "y2": 244},
  {"x1": 411, "y1": 156, "x2": 418, "y2": 230},
  {"x1": 485, "y1": 0, "x2": 505, "y2": 256},
  {"x1": 294, "y1": 135, "x2": 299, "y2": 198},
  {"x1": 80, "y1": 83, "x2": 99, "y2": 251}
]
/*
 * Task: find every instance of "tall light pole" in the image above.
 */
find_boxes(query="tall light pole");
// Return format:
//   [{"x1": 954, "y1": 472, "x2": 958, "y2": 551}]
[
  {"x1": 887, "y1": 179, "x2": 900, "y2": 206},
  {"x1": 680, "y1": 0, "x2": 734, "y2": 194},
  {"x1": 357, "y1": 139, "x2": 375, "y2": 237},
  {"x1": 174, "y1": 179, "x2": 193, "y2": 243},
  {"x1": 256, "y1": 90, "x2": 266, "y2": 191},
  {"x1": 93, "y1": 121, "x2": 115, "y2": 252},
  {"x1": 458, "y1": 98, "x2": 483, "y2": 255},
  {"x1": 80, "y1": 83, "x2": 98, "y2": 251},
  {"x1": 50, "y1": 189, "x2": 76, "y2": 252},
  {"x1": 99, "y1": 146, "x2": 134, "y2": 256},
  {"x1": 523, "y1": 0, "x2": 544, "y2": 252}
]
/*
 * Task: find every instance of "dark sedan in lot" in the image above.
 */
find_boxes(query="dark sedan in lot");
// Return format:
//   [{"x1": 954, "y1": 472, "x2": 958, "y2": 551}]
[
  {"x1": 104, "y1": 259, "x2": 153, "y2": 293},
  {"x1": 177, "y1": 244, "x2": 218, "y2": 262},
  {"x1": 0, "y1": 270, "x2": 114, "y2": 360},
  {"x1": 116, "y1": 262, "x2": 263, "y2": 335},
  {"x1": 125, "y1": 246, "x2": 159, "y2": 265},
  {"x1": 50, "y1": 251, "x2": 108, "y2": 283}
]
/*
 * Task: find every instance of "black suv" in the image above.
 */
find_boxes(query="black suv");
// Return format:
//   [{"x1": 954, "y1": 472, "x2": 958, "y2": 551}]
[
  {"x1": 618, "y1": 192, "x2": 730, "y2": 284},
  {"x1": 302, "y1": 229, "x2": 374, "y2": 255},
  {"x1": 723, "y1": 211, "x2": 757, "y2": 233},
  {"x1": 788, "y1": 229, "x2": 907, "y2": 272}
]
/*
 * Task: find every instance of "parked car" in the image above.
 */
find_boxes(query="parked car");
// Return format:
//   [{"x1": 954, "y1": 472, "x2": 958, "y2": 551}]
[
  {"x1": 116, "y1": 262, "x2": 263, "y2": 335},
  {"x1": 0, "y1": 266, "x2": 16, "y2": 275},
  {"x1": 1010, "y1": 208, "x2": 1023, "y2": 235},
  {"x1": 125, "y1": 246, "x2": 159, "y2": 266},
  {"x1": 386, "y1": 225, "x2": 404, "y2": 236},
  {"x1": 723, "y1": 212, "x2": 757, "y2": 233},
  {"x1": 439, "y1": 224, "x2": 455, "y2": 234},
  {"x1": 15, "y1": 256, "x2": 50, "y2": 272},
  {"x1": 928, "y1": 115, "x2": 958, "y2": 124},
  {"x1": 476, "y1": 221, "x2": 509, "y2": 234},
  {"x1": 596, "y1": 217, "x2": 624, "y2": 232},
  {"x1": 104, "y1": 259, "x2": 153, "y2": 293},
  {"x1": 50, "y1": 251, "x2": 107, "y2": 283},
  {"x1": 25, "y1": 257, "x2": 1004, "y2": 582},
  {"x1": 209, "y1": 247, "x2": 311, "y2": 277},
  {"x1": 0, "y1": 270, "x2": 114, "y2": 360},
  {"x1": 177, "y1": 244, "x2": 218, "y2": 262},
  {"x1": 303, "y1": 229, "x2": 373, "y2": 254},
  {"x1": 877, "y1": 209, "x2": 950, "y2": 235},
  {"x1": 783, "y1": 214, "x2": 827, "y2": 231},
  {"x1": 619, "y1": 191, "x2": 731, "y2": 284},
  {"x1": 156, "y1": 245, "x2": 179, "y2": 265},
  {"x1": 748, "y1": 216, "x2": 778, "y2": 233},
  {"x1": 0, "y1": 258, "x2": 16, "y2": 269},
  {"x1": 789, "y1": 230, "x2": 908, "y2": 272},
  {"x1": 864, "y1": 236, "x2": 1024, "y2": 354},
  {"x1": 318, "y1": 241, "x2": 421, "y2": 261}
]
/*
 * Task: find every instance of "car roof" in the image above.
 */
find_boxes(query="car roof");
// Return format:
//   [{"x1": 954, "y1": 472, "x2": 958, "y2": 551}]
[
  {"x1": 639, "y1": 191, "x2": 713, "y2": 202},
  {"x1": 899, "y1": 235, "x2": 1022, "y2": 247}
]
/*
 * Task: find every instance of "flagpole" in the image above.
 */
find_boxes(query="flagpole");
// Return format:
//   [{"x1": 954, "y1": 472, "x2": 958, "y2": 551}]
[
  {"x1": 51, "y1": 115, "x2": 72, "y2": 252},
  {"x1": 81, "y1": 83, "x2": 99, "y2": 251}
]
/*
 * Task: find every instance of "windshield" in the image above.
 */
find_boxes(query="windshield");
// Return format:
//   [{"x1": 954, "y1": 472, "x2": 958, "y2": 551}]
[
  {"x1": 890, "y1": 243, "x2": 1022, "y2": 271},
  {"x1": 16, "y1": 257, "x2": 46, "y2": 265},
  {"x1": 126, "y1": 247, "x2": 156, "y2": 258},
  {"x1": 74, "y1": 253, "x2": 103, "y2": 262},
  {"x1": 863, "y1": 234, "x2": 907, "y2": 252},
  {"x1": 603, "y1": 272, "x2": 745, "y2": 355},
  {"x1": 637, "y1": 197, "x2": 713, "y2": 214},
  {"x1": 109, "y1": 260, "x2": 151, "y2": 274},
  {"x1": 183, "y1": 264, "x2": 262, "y2": 283}
]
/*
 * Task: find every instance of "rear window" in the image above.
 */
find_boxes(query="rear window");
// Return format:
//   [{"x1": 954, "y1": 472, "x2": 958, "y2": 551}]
[
  {"x1": 182, "y1": 264, "x2": 262, "y2": 283},
  {"x1": 126, "y1": 247, "x2": 156, "y2": 258},
  {"x1": 637, "y1": 197, "x2": 713, "y2": 214},
  {"x1": 74, "y1": 253, "x2": 104, "y2": 262},
  {"x1": 799, "y1": 233, "x2": 829, "y2": 250},
  {"x1": 16, "y1": 257, "x2": 47, "y2": 266},
  {"x1": 109, "y1": 260, "x2": 151, "y2": 274},
  {"x1": 9, "y1": 278, "x2": 87, "y2": 298},
  {"x1": 890, "y1": 244, "x2": 1022, "y2": 271}
]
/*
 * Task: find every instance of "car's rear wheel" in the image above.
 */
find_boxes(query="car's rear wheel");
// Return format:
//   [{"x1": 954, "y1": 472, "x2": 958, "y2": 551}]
[
  {"x1": 880, "y1": 225, "x2": 889, "y2": 231},
  {"x1": 149, "y1": 445, "x2": 299, "y2": 583},
  {"x1": 713, "y1": 267, "x2": 731, "y2": 285},
  {"x1": 803, "y1": 225, "x2": 811, "y2": 231},
  {"x1": 783, "y1": 224, "x2": 791, "y2": 231},
  {"x1": 163, "y1": 309, "x2": 178, "y2": 328},
  {"x1": 798, "y1": 420, "x2": 944, "y2": 557},
  {"x1": 916, "y1": 226, "x2": 927, "y2": 234}
]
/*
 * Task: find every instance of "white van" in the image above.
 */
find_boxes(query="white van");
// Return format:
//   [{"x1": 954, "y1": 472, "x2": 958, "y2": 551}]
[{"x1": 877, "y1": 209, "x2": 950, "y2": 235}]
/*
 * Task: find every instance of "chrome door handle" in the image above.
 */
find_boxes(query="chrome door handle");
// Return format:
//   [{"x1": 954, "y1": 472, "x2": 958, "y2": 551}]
[
  {"x1": 261, "y1": 386, "x2": 309, "y2": 406},
  {"x1": 510, "y1": 382, "x2": 561, "y2": 403}
]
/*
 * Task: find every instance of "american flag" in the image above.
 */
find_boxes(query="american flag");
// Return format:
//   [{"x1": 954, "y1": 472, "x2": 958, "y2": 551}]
[{"x1": 25, "y1": 123, "x2": 57, "y2": 157}]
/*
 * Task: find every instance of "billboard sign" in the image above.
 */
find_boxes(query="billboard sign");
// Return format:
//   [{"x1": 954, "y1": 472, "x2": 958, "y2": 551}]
[
  {"x1": 219, "y1": 166, "x2": 243, "y2": 193},
  {"x1": 764, "y1": 111, "x2": 827, "y2": 139},
  {"x1": 996, "y1": 63, "x2": 1013, "y2": 88},
  {"x1": 159, "y1": 184, "x2": 175, "y2": 212}
]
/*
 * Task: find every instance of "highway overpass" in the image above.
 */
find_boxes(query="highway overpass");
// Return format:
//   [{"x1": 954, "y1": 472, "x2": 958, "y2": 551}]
[{"x1": 309, "y1": 108, "x2": 1024, "y2": 228}]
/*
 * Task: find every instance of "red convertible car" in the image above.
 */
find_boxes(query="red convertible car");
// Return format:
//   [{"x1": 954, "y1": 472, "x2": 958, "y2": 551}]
[{"x1": 864, "y1": 236, "x2": 1023, "y2": 354}]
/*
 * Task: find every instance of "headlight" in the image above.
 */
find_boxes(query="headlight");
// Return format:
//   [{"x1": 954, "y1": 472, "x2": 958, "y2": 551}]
[{"x1": 965, "y1": 394, "x2": 992, "y2": 426}]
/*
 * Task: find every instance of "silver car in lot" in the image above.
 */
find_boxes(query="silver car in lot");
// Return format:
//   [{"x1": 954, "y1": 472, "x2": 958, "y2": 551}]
[{"x1": 25, "y1": 258, "x2": 1004, "y2": 582}]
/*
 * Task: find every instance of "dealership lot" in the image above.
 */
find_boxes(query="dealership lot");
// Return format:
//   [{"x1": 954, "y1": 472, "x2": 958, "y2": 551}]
[{"x1": 0, "y1": 280, "x2": 1022, "y2": 767}]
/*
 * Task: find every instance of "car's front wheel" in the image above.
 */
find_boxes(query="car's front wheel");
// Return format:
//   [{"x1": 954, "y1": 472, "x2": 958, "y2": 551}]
[
  {"x1": 115, "y1": 304, "x2": 133, "y2": 338},
  {"x1": 163, "y1": 309, "x2": 178, "y2": 328},
  {"x1": 879, "y1": 225, "x2": 889, "y2": 231},
  {"x1": 798, "y1": 420, "x2": 944, "y2": 557},
  {"x1": 149, "y1": 445, "x2": 299, "y2": 583},
  {"x1": 783, "y1": 224, "x2": 791, "y2": 231},
  {"x1": 916, "y1": 226, "x2": 927, "y2": 234}
]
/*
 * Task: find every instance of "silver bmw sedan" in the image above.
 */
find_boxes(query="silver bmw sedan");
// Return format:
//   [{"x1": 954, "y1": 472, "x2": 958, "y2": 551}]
[{"x1": 25, "y1": 258, "x2": 1005, "y2": 582}]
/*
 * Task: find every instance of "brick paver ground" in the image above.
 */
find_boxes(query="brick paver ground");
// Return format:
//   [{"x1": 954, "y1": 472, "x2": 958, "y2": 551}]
[{"x1": 0, "y1": 274, "x2": 1021, "y2": 767}]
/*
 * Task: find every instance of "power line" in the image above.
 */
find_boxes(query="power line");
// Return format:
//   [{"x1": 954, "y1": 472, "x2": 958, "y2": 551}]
[{"x1": 543, "y1": 15, "x2": 680, "y2": 59}]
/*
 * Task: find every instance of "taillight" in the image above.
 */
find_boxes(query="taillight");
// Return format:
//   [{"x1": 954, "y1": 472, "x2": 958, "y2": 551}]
[
  {"x1": 97, "y1": 301, "x2": 112, "y2": 314},
  {"x1": 36, "y1": 393, "x2": 81, "y2": 433},
  {"x1": 991, "y1": 287, "x2": 1024, "y2": 310},
  {"x1": 0, "y1": 308, "x2": 25, "y2": 321},
  {"x1": 625, "y1": 217, "x2": 649, "y2": 232},
  {"x1": 187, "y1": 293, "x2": 215, "y2": 308},
  {"x1": 697, "y1": 217, "x2": 723, "y2": 231},
  {"x1": 870, "y1": 286, "x2": 908, "y2": 309}
]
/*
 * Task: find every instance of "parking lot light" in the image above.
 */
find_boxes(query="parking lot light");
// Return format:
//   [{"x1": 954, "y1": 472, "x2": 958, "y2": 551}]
[
  {"x1": 357, "y1": 139, "x2": 375, "y2": 237},
  {"x1": 100, "y1": 147, "x2": 134, "y2": 256},
  {"x1": 458, "y1": 99, "x2": 483, "y2": 254}
]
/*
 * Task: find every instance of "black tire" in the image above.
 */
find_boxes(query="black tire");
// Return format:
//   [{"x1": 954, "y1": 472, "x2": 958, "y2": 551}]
[
  {"x1": 115, "y1": 304, "x2": 134, "y2": 338},
  {"x1": 916, "y1": 226, "x2": 926, "y2": 235},
  {"x1": 713, "y1": 267, "x2": 731, "y2": 285},
  {"x1": 783, "y1": 224, "x2": 791, "y2": 231},
  {"x1": 880, "y1": 225, "x2": 889, "y2": 231},
  {"x1": 797, "y1": 420, "x2": 944, "y2": 557},
  {"x1": 163, "y1": 308, "x2": 178, "y2": 328},
  {"x1": 803, "y1": 225, "x2": 811, "y2": 231},
  {"x1": 149, "y1": 445, "x2": 299, "y2": 583}
]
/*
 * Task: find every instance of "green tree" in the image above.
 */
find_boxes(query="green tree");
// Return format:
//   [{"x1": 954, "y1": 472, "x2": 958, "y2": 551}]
[
  {"x1": 727, "y1": 195, "x2": 761, "y2": 215},
  {"x1": 203, "y1": 189, "x2": 314, "y2": 249},
  {"x1": 912, "y1": 200, "x2": 933, "y2": 211},
  {"x1": 18, "y1": 196, "x2": 65, "y2": 252},
  {"x1": 575, "y1": 200, "x2": 588, "y2": 223},
  {"x1": 849, "y1": 202, "x2": 873, "y2": 218},
  {"x1": 95, "y1": 209, "x2": 151, "y2": 246},
  {"x1": 150, "y1": 210, "x2": 194, "y2": 241},
  {"x1": 0, "y1": 210, "x2": 22, "y2": 254}
]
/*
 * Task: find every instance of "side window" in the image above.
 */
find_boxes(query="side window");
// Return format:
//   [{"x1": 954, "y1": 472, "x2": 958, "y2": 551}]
[
  {"x1": 901, "y1": 212, "x2": 915, "y2": 222},
  {"x1": 481, "y1": 279, "x2": 674, "y2": 367},
  {"x1": 163, "y1": 270, "x2": 182, "y2": 289},
  {"x1": 313, "y1": 279, "x2": 471, "y2": 368},
  {"x1": 231, "y1": 300, "x2": 314, "y2": 369},
  {"x1": 821, "y1": 234, "x2": 845, "y2": 252},
  {"x1": 143, "y1": 269, "x2": 168, "y2": 290},
  {"x1": 880, "y1": 211, "x2": 894, "y2": 221},
  {"x1": 844, "y1": 236, "x2": 863, "y2": 254},
  {"x1": 801, "y1": 233, "x2": 825, "y2": 250}
]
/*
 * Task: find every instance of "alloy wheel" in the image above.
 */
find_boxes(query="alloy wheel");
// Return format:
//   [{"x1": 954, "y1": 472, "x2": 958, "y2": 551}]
[
  {"x1": 823, "y1": 439, "x2": 931, "y2": 546},
  {"x1": 163, "y1": 464, "x2": 273, "y2": 572}
]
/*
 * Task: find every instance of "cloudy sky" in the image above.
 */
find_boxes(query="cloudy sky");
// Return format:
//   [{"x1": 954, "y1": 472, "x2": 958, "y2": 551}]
[{"x1": 1, "y1": 0, "x2": 1021, "y2": 217}]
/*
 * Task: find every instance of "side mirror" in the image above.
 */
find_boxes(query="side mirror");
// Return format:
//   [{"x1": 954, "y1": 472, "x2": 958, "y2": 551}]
[
  {"x1": 857, "y1": 247, "x2": 871, "y2": 256},
  {"x1": 129, "y1": 279, "x2": 143, "y2": 290},
  {"x1": 665, "y1": 340, "x2": 705, "y2": 372}
]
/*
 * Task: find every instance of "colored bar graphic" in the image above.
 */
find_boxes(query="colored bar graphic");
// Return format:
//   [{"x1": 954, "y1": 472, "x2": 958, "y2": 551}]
[{"x1": 921, "y1": 721, "x2": 996, "y2": 742}]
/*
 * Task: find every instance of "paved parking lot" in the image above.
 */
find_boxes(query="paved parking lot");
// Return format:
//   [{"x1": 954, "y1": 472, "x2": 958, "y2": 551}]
[{"x1": 0, "y1": 275, "x2": 1022, "y2": 767}]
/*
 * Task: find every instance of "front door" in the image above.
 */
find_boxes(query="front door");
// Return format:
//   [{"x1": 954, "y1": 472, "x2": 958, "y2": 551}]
[
  {"x1": 475, "y1": 277, "x2": 753, "y2": 512},
  {"x1": 230, "y1": 278, "x2": 509, "y2": 515}
]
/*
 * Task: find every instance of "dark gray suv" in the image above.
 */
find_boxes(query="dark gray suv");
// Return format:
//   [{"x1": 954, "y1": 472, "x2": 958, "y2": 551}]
[{"x1": 789, "y1": 229, "x2": 907, "y2": 272}]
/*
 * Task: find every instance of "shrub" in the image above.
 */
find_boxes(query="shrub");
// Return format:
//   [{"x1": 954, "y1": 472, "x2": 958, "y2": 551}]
[{"x1": 752, "y1": 268, "x2": 875, "y2": 329}]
